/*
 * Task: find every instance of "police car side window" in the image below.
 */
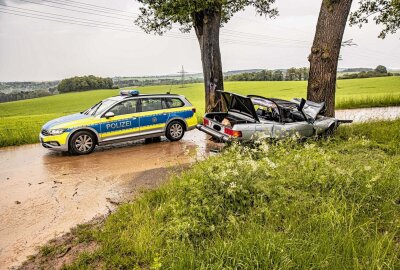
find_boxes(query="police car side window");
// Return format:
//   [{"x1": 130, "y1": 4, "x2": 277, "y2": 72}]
[
  {"x1": 141, "y1": 99, "x2": 163, "y2": 112},
  {"x1": 166, "y1": 98, "x2": 184, "y2": 108},
  {"x1": 109, "y1": 100, "x2": 137, "y2": 116}
]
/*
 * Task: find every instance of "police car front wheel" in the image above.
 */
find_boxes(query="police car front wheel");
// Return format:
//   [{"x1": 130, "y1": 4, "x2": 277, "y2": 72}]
[
  {"x1": 69, "y1": 131, "x2": 96, "y2": 155},
  {"x1": 166, "y1": 121, "x2": 185, "y2": 141}
]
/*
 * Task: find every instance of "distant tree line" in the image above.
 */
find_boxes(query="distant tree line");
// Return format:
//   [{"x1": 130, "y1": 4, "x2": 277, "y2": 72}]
[
  {"x1": 225, "y1": 68, "x2": 309, "y2": 81},
  {"x1": 114, "y1": 78, "x2": 203, "y2": 88},
  {"x1": 0, "y1": 89, "x2": 52, "y2": 103},
  {"x1": 339, "y1": 65, "x2": 399, "y2": 80},
  {"x1": 341, "y1": 68, "x2": 373, "y2": 73},
  {"x1": 57, "y1": 75, "x2": 115, "y2": 93},
  {"x1": 0, "y1": 81, "x2": 59, "y2": 93}
]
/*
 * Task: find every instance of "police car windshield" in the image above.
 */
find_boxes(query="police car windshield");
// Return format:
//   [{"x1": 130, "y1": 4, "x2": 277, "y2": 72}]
[{"x1": 85, "y1": 99, "x2": 116, "y2": 116}]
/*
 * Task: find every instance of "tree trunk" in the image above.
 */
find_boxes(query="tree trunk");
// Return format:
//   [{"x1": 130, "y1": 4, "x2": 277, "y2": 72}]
[
  {"x1": 193, "y1": 9, "x2": 225, "y2": 113},
  {"x1": 307, "y1": 0, "x2": 353, "y2": 117}
]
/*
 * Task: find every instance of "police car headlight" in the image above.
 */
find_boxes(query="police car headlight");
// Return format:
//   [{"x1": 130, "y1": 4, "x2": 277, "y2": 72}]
[{"x1": 49, "y1": 129, "x2": 66, "y2": 135}]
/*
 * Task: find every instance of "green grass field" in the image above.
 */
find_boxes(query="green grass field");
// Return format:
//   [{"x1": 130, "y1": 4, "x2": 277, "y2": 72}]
[
  {"x1": 27, "y1": 119, "x2": 400, "y2": 269},
  {"x1": 0, "y1": 77, "x2": 399, "y2": 147}
]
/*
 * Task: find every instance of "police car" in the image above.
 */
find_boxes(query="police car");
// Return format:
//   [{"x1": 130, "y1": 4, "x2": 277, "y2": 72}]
[{"x1": 40, "y1": 90, "x2": 197, "y2": 155}]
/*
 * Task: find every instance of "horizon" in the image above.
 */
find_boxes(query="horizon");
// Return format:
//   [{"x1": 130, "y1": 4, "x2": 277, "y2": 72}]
[{"x1": 2, "y1": 66, "x2": 400, "y2": 83}]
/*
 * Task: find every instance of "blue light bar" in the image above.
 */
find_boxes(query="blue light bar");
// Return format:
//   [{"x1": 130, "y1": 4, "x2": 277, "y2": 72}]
[{"x1": 120, "y1": 90, "x2": 140, "y2": 96}]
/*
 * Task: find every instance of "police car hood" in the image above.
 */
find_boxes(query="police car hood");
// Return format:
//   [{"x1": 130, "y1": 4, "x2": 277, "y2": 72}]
[{"x1": 42, "y1": 113, "x2": 94, "y2": 130}]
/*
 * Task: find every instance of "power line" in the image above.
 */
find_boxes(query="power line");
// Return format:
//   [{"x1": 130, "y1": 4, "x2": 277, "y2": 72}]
[
  {"x1": 0, "y1": 2, "x2": 330, "y2": 50},
  {"x1": 39, "y1": 0, "x2": 136, "y2": 18},
  {"x1": 0, "y1": 8, "x2": 196, "y2": 41},
  {"x1": 0, "y1": 4, "x2": 134, "y2": 28},
  {"x1": 16, "y1": 0, "x2": 135, "y2": 21},
  {"x1": 12, "y1": 0, "x2": 317, "y2": 48},
  {"x1": 15, "y1": 0, "x2": 314, "y2": 46},
  {"x1": 0, "y1": 6, "x2": 313, "y2": 48},
  {"x1": 0, "y1": 9, "x2": 312, "y2": 49},
  {"x1": 54, "y1": 0, "x2": 136, "y2": 15}
]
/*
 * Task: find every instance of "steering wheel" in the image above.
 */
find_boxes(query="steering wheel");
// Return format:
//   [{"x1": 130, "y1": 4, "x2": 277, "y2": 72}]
[{"x1": 271, "y1": 109, "x2": 279, "y2": 120}]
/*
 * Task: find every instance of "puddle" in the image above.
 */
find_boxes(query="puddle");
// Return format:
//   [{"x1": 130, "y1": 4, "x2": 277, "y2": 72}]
[{"x1": 0, "y1": 106, "x2": 399, "y2": 269}]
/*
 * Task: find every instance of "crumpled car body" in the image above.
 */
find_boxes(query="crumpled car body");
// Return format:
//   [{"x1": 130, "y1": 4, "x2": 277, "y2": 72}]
[{"x1": 196, "y1": 91, "x2": 352, "y2": 142}]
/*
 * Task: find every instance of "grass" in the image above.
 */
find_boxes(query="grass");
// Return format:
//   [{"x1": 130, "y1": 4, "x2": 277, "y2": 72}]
[
  {"x1": 0, "y1": 77, "x2": 399, "y2": 147},
  {"x1": 40, "y1": 119, "x2": 399, "y2": 269}
]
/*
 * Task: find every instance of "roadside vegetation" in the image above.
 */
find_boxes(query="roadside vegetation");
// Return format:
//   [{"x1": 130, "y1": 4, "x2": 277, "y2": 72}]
[
  {"x1": 0, "y1": 77, "x2": 399, "y2": 148},
  {"x1": 22, "y1": 119, "x2": 400, "y2": 269}
]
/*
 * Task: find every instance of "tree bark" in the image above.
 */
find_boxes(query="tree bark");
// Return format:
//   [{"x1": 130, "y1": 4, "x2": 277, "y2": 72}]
[
  {"x1": 193, "y1": 9, "x2": 225, "y2": 113},
  {"x1": 307, "y1": 0, "x2": 353, "y2": 117}
]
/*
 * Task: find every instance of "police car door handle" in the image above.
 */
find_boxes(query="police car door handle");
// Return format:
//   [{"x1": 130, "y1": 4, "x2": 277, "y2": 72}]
[{"x1": 162, "y1": 113, "x2": 167, "y2": 116}]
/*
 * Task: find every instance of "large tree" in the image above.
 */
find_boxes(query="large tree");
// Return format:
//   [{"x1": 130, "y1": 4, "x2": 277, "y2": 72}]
[
  {"x1": 308, "y1": 0, "x2": 399, "y2": 117},
  {"x1": 307, "y1": 0, "x2": 354, "y2": 117},
  {"x1": 135, "y1": 0, "x2": 277, "y2": 112}
]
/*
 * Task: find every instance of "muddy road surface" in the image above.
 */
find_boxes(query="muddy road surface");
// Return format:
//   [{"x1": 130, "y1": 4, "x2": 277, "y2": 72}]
[
  {"x1": 0, "y1": 106, "x2": 399, "y2": 269},
  {"x1": 0, "y1": 131, "x2": 218, "y2": 269}
]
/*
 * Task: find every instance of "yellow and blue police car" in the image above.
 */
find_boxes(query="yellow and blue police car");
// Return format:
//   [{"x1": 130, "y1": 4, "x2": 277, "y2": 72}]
[{"x1": 40, "y1": 90, "x2": 198, "y2": 155}]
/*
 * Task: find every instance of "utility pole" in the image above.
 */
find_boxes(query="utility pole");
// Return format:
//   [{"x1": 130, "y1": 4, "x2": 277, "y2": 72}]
[{"x1": 177, "y1": 65, "x2": 188, "y2": 88}]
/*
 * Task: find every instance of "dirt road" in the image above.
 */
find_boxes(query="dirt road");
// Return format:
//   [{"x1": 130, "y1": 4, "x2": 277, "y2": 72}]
[{"x1": 1, "y1": 106, "x2": 399, "y2": 269}]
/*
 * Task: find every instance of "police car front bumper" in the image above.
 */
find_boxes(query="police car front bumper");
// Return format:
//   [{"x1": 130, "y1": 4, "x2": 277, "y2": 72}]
[{"x1": 39, "y1": 133, "x2": 69, "y2": 151}]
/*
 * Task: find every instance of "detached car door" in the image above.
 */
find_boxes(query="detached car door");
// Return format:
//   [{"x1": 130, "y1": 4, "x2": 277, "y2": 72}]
[
  {"x1": 139, "y1": 98, "x2": 169, "y2": 134},
  {"x1": 99, "y1": 99, "x2": 140, "y2": 141}
]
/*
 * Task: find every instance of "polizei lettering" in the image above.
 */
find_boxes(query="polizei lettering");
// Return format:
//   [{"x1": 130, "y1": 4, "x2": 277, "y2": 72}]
[{"x1": 106, "y1": 121, "x2": 132, "y2": 130}]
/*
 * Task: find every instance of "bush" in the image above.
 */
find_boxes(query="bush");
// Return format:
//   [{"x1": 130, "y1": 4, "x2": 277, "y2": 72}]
[{"x1": 57, "y1": 75, "x2": 114, "y2": 93}]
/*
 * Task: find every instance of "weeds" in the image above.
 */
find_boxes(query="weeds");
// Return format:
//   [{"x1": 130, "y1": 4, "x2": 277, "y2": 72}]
[{"x1": 62, "y1": 119, "x2": 400, "y2": 269}]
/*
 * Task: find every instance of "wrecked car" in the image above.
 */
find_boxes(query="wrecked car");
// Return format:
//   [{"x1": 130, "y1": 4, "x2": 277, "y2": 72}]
[{"x1": 196, "y1": 91, "x2": 352, "y2": 142}]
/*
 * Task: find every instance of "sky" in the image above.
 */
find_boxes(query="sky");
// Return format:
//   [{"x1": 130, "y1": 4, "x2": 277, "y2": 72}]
[{"x1": 0, "y1": 0, "x2": 399, "y2": 81}]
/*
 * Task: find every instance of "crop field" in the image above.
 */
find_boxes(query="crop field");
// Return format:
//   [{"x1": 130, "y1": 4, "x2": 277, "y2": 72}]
[
  {"x1": 0, "y1": 77, "x2": 399, "y2": 147},
  {"x1": 27, "y1": 119, "x2": 400, "y2": 269}
]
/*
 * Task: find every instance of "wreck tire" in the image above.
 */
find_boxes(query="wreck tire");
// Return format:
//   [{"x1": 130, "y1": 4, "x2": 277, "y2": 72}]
[
  {"x1": 166, "y1": 121, "x2": 185, "y2": 141},
  {"x1": 323, "y1": 124, "x2": 336, "y2": 137}
]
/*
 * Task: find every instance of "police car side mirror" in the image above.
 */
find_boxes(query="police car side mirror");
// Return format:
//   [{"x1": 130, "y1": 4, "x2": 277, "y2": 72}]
[{"x1": 104, "y1": 112, "x2": 115, "y2": 119}]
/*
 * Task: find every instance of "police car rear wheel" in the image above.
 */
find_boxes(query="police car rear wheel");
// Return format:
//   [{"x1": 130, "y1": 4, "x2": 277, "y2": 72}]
[
  {"x1": 166, "y1": 121, "x2": 184, "y2": 141},
  {"x1": 69, "y1": 131, "x2": 96, "y2": 155}
]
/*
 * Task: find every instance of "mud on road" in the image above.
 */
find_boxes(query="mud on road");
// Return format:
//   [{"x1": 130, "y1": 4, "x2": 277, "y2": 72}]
[
  {"x1": 1, "y1": 106, "x2": 399, "y2": 269},
  {"x1": 0, "y1": 131, "x2": 219, "y2": 270}
]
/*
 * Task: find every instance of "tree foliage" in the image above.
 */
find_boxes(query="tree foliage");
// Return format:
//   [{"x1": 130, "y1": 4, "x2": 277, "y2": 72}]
[
  {"x1": 350, "y1": 0, "x2": 400, "y2": 38},
  {"x1": 135, "y1": 0, "x2": 278, "y2": 34},
  {"x1": 375, "y1": 64, "x2": 388, "y2": 73},
  {"x1": 57, "y1": 75, "x2": 114, "y2": 93}
]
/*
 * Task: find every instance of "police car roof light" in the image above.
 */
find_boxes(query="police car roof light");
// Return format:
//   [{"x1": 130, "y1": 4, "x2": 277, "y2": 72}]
[{"x1": 120, "y1": 90, "x2": 140, "y2": 96}]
